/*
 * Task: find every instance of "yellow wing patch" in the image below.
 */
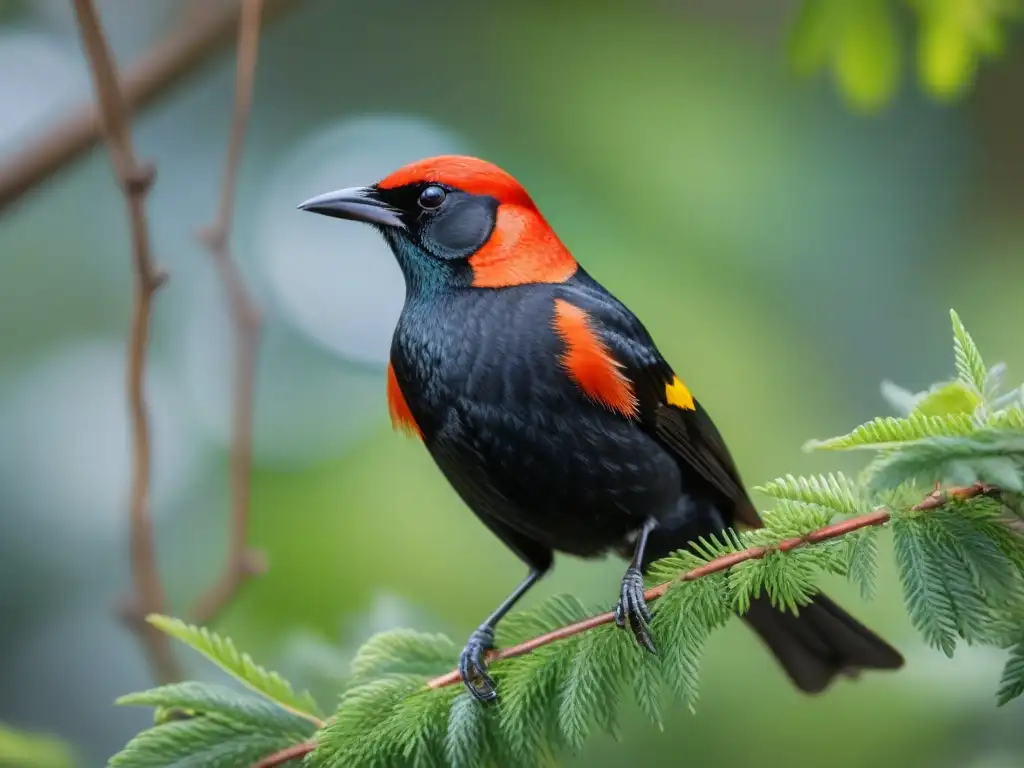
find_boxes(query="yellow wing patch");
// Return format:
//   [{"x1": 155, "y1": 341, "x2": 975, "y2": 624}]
[{"x1": 665, "y1": 375, "x2": 695, "y2": 410}]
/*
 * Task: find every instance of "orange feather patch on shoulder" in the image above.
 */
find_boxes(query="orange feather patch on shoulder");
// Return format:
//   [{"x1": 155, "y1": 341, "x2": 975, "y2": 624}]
[
  {"x1": 552, "y1": 299, "x2": 639, "y2": 420},
  {"x1": 470, "y1": 205, "x2": 578, "y2": 288},
  {"x1": 665, "y1": 375, "x2": 696, "y2": 410},
  {"x1": 386, "y1": 362, "x2": 422, "y2": 439}
]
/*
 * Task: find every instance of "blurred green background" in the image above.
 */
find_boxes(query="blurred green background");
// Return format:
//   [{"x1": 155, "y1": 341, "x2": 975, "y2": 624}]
[{"x1": 1, "y1": 0, "x2": 1023, "y2": 765}]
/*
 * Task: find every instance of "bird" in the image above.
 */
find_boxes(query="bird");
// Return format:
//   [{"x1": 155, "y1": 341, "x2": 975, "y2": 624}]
[{"x1": 297, "y1": 155, "x2": 904, "y2": 703}]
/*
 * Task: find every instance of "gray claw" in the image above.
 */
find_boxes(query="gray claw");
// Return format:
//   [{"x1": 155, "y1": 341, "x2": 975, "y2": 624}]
[
  {"x1": 615, "y1": 566, "x2": 656, "y2": 654},
  {"x1": 459, "y1": 626, "x2": 498, "y2": 703}
]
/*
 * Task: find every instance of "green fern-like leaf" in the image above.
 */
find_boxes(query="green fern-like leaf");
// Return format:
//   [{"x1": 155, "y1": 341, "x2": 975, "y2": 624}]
[
  {"x1": 349, "y1": 630, "x2": 459, "y2": 684},
  {"x1": 807, "y1": 413, "x2": 979, "y2": 451},
  {"x1": 445, "y1": 692, "x2": 492, "y2": 768},
  {"x1": 997, "y1": 640, "x2": 1024, "y2": 705},
  {"x1": 497, "y1": 644, "x2": 568, "y2": 760},
  {"x1": 922, "y1": 519, "x2": 1007, "y2": 646},
  {"x1": 312, "y1": 674, "x2": 426, "y2": 767},
  {"x1": 652, "y1": 576, "x2": 729, "y2": 710},
  {"x1": 892, "y1": 515, "x2": 959, "y2": 657},
  {"x1": 558, "y1": 627, "x2": 626, "y2": 752},
  {"x1": 107, "y1": 714, "x2": 302, "y2": 768},
  {"x1": 844, "y1": 528, "x2": 879, "y2": 600},
  {"x1": 880, "y1": 380, "x2": 922, "y2": 415},
  {"x1": 950, "y1": 309, "x2": 988, "y2": 394},
  {"x1": 644, "y1": 531, "x2": 746, "y2": 586},
  {"x1": 147, "y1": 616, "x2": 321, "y2": 721},
  {"x1": 631, "y1": 650, "x2": 665, "y2": 731},
  {"x1": 755, "y1": 472, "x2": 861, "y2": 516},
  {"x1": 117, "y1": 682, "x2": 316, "y2": 735},
  {"x1": 497, "y1": 595, "x2": 589, "y2": 647},
  {"x1": 756, "y1": 500, "x2": 834, "y2": 541},
  {"x1": 992, "y1": 407, "x2": 1024, "y2": 430},
  {"x1": 864, "y1": 430, "x2": 1024, "y2": 492},
  {"x1": 731, "y1": 549, "x2": 818, "y2": 615}
]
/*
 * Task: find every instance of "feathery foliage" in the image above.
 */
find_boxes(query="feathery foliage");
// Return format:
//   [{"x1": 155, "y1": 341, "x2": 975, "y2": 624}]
[
  {"x1": 108, "y1": 310, "x2": 1024, "y2": 767},
  {"x1": 146, "y1": 616, "x2": 322, "y2": 722}
]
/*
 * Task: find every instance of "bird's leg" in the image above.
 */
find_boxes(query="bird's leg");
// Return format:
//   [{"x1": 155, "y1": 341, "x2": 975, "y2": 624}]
[
  {"x1": 615, "y1": 518, "x2": 658, "y2": 653},
  {"x1": 459, "y1": 568, "x2": 545, "y2": 703}
]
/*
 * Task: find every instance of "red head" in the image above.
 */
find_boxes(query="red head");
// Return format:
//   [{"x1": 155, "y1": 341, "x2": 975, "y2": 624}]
[{"x1": 298, "y1": 155, "x2": 578, "y2": 290}]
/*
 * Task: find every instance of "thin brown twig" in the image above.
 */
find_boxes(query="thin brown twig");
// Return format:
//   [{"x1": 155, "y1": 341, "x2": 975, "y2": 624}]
[
  {"x1": 0, "y1": 0, "x2": 302, "y2": 213},
  {"x1": 190, "y1": 0, "x2": 267, "y2": 627},
  {"x1": 71, "y1": 0, "x2": 179, "y2": 684},
  {"x1": 251, "y1": 741, "x2": 317, "y2": 767},
  {"x1": 425, "y1": 482, "x2": 1000, "y2": 689}
]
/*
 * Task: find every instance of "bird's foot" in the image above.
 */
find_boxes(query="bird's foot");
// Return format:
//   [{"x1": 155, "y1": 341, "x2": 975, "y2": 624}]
[
  {"x1": 459, "y1": 625, "x2": 498, "y2": 703},
  {"x1": 614, "y1": 566, "x2": 656, "y2": 654}
]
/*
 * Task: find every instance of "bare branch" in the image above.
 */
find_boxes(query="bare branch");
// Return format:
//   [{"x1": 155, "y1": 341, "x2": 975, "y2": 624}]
[
  {"x1": 191, "y1": 0, "x2": 267, "y2": 627},
  {"x1": 0, "y1": 0, "x2": 301, "y2": 212},
  {"x1": 251, "y1": 741, "x2": 317, "y2": 767},
  {"x1": 71, "y1": 0, "x2": 178, "y2": 684},
  {"x1": 425, "y1": 483, "x2": 999, "y2": 690}
]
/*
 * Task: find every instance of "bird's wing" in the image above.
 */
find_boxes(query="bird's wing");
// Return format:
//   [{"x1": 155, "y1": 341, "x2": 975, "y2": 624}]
[{"x1": 554, "y1": 276, "x2": 762, "y2": 530}]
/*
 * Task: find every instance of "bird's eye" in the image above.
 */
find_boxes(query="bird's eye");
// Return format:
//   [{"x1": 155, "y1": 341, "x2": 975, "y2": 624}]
[{"x1": 418, "y1": 185, "x2": 446, "y2": 210}]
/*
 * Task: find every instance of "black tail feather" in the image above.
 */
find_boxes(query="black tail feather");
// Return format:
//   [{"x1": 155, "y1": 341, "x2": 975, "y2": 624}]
[{"x1": 743, "y1": 593, "x2": 904, "y2": 693}]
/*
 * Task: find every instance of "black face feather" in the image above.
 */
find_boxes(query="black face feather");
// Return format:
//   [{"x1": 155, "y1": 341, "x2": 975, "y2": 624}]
[
  {"x1": 374, "y1": 183, "x2": 499, "y2": 261},
  {"x1": 299, "y1": 181, "x2": 501, "y2": 293}
]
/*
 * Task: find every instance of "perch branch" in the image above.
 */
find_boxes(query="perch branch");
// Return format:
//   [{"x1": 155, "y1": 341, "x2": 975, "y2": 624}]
[
  {"x1": 426, "y1": 482, "x2": 1000, "y2": 689},
  {"x1": 252, "y1": 741, "x2": 317, "y2": 767},
  {"x1": 0, "y1": 0, "x2": 301, "y2": 212},
  {"x1": 245, "y1": 483, "x2": 1003, "y2": 766},
  {"x1": 190, "y1": 0, "x2": 267, "y2": 627},
  {"x1": 72, "y1": 0, "x2": 178, "y2": 684}
]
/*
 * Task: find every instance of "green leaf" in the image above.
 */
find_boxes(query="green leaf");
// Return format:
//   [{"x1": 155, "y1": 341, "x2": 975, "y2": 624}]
[
  {"x1": 912, "y1": 0, "x2": 1021, "y2": 100},
  {"x1": 349, "y1": 630, "x2": 459, "y2": 684},
  {"x1": 985, "y1": 362, "x2": 1008, "y2": 401},
  {"x1": 117, "y1": 682, "x2": 316, "y2": 735},
  {"x1": 147, "y1": 616, "x2": 321, "y2": 721},
  {"x1": 652, "y1": 576, "x2": 730, "y2": 710},
  {"x1": 992, "y1": 407, "x2": 1024, "y2": 430},
  {"x1": 754, "y1": 472, "x2": 860, "y2": 516},
  {"x1": 880, "y1": 380, "x2": 922, "y2": 415},
  {"x1": 312, "y1": 675, "x2": 425, "y2": 766},
  {"x1": 834, "y1": 0, "x2": 901, "y2": 110},
  {"x1": 558, "y1": 628, "x2": 625, "y2": 752},
  {"x1": 997, "y1": 640, "x2": 1024, "y2": 705},
  {"x1": 730, "y1": 550, "x2": 818, "y2": 615},
  {"x1": 497, "y1": 644, "x2": 567, "y2": 760},
  {"x1": 107, "y1": 715, "x2": 304, "y2": 768},
  {"x1": 845, "y1": 528, "x2": 879, "y2": 600},
  {"x1": 497, "y1": 595, "x2": 589, "y2": 647},
  {"x1": 912, "y1": 381, "x2": 984, "y2": 417},
  {"x1": 807, "y1": 413, "x2": 979, "y2": 451},
  {"x1": 0, "y1": 723, "x2": 74, "y2": 768},
  {"x1": 864, "y1": 430, "x2": 1024, "y2": 492},
  {"x1": 950, "y1": 309, "x2": 988, "y2": 394},
  {"x1": 631, "y1": 651, "x2": 664, "y2": 731},
  {"x1": 787, "y1": 0, "x2": 901, "y2": 110},
  {"x1": 445, "y1": 692, "x2": 493, "y2": 768},
  {"x1": 892, "y1": 516, "x2": 959, "y2": 657},
  {"x1": 931, "y1": 507, "x2": 1024, "y2": 605},
  {"x1": 922, "y1": 519, "x2": 1007, "y2": 645}
]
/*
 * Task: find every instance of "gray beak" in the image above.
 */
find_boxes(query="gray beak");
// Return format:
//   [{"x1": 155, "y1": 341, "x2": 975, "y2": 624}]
[{"x1": 297, "y1": 186, "x2": 406, "y2": 229}]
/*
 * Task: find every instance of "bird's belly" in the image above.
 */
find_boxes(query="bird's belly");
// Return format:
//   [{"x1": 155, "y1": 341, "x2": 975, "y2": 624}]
[{"x1": 429, "y1": 402, "x2": 681, "y2": 558}]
